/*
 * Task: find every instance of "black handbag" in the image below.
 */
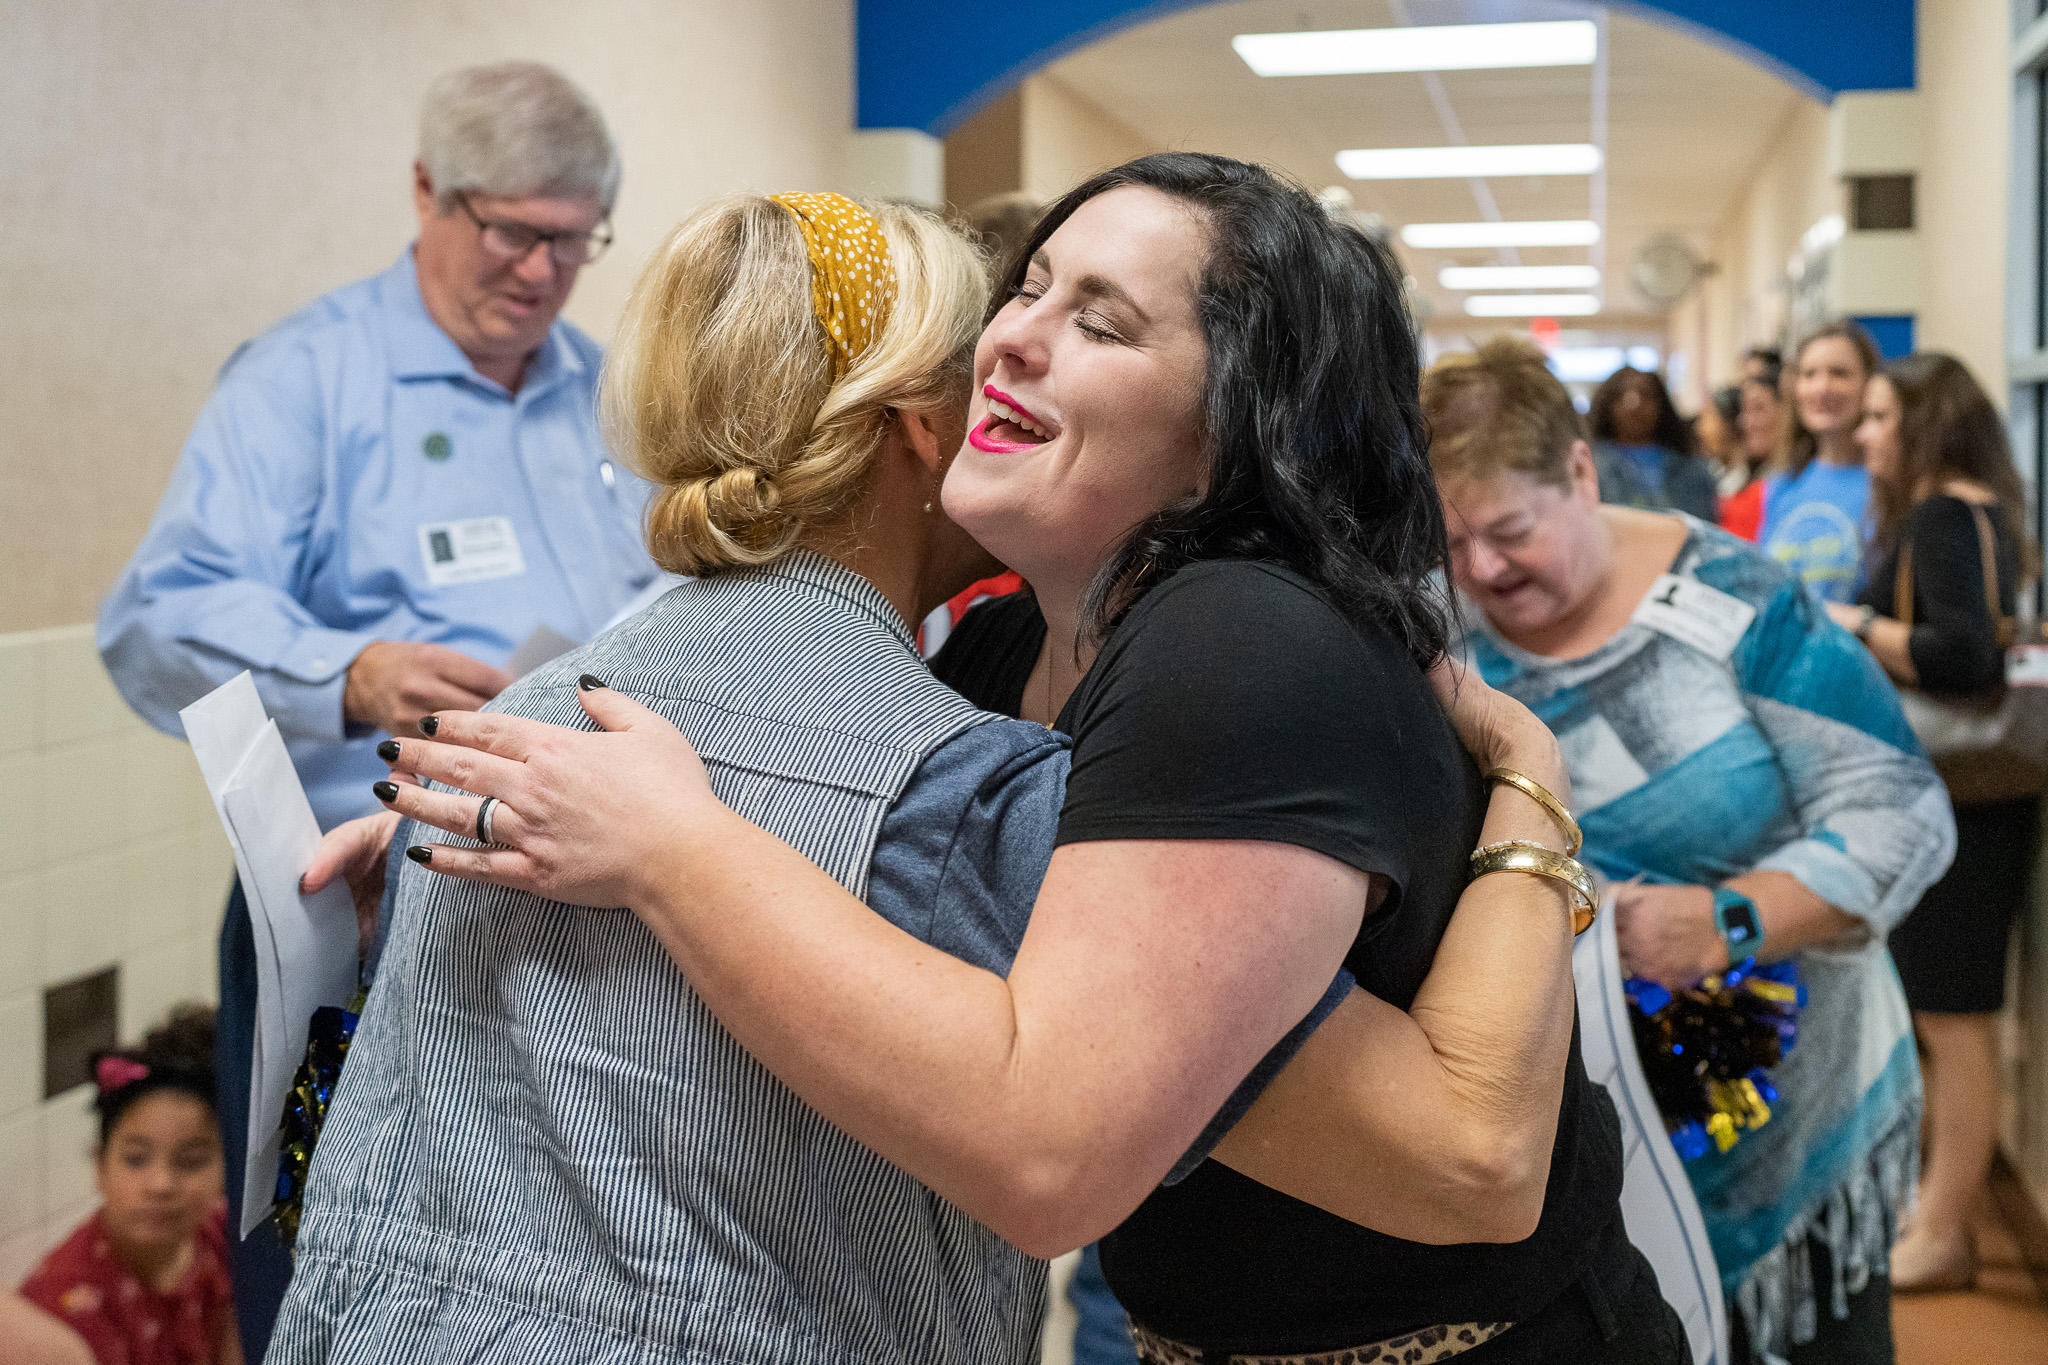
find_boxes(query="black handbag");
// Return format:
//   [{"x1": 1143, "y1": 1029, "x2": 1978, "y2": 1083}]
[{"x1": 1892, "y1": 501, "x2": 2048, "y2": 804}]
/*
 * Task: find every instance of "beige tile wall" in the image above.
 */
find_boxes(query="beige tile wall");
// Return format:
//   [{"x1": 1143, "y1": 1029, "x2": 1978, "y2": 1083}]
[
  {"x1": 2, "y1": 0, "x2": 855, "y2": 636},
  {"x1": 0, "y1": 623, "x2": 231, "y2": 1285}
]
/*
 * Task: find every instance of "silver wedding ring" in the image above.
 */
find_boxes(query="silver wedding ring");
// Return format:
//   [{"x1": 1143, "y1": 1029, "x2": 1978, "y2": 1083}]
[{"x1": 476, "y1": 796, "x2": 500, "y2": 847}]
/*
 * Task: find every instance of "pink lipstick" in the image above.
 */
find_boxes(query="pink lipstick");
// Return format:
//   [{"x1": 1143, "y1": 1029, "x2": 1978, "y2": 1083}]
[
  {"x1": 972, "y1": 383, "x2": 1057, "y2": 452},
  {"x1": 968, "y1": 419, "x2": 1036, "y2": 453}
]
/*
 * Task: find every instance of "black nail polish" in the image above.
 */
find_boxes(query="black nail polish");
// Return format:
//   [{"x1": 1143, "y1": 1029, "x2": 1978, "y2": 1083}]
[
  {"x1": 578, "y1": 673, "x2": 609, "y2": 692},
  {"x1": 373, "y1": 780, "x2": 400, "y2": 803},
  {"x1": 405, "y1": 846, "x2": 432, "y2": 865},
  {"x1": 418, "y1": 716, "x2": 440, "y2": 736},
  {"x1": 376, "y1": 739, "x2": 401, "y2": 762}
]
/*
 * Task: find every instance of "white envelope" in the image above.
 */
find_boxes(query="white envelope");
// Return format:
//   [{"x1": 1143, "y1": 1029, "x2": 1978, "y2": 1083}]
[{"x1": 180, "y1": 674, "x2": 357, "y2": 1237}]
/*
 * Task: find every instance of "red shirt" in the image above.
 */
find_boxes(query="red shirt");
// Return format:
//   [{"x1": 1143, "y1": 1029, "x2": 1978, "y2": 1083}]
[
  {"x1": 19, "y1": 1206, "x2": 234, "y2": 1365},
  {"x1": 946, "y1": 571, "x2": 1023, "y2": 625},
  {"x1": 1720, "y1": 478, "x2": 1765, "y2": 543},
  {"x1": 917, "y1": 571, "x2": 1025, "y2": 656}
]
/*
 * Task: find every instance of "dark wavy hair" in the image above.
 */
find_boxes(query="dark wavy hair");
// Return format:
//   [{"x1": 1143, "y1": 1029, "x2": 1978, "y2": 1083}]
[
  {"x1": 1589, "y1": 366, "x2": 1695, "y2": 455},
  {"x1": 92, "y1": 1004, "x2": 217, "y2": 1147},
  {"x1": 1874, "y1": 352, "x2": 2032, "y2": 564},
  {"x1": 998, "y1": 152, "x2": 1450, "y2": 668}
]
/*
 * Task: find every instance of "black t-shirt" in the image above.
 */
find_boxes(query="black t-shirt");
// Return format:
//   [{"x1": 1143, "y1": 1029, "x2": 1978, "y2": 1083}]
[{"x1": 934, "y1": 562, "x2": 1625, "y2": 1354}]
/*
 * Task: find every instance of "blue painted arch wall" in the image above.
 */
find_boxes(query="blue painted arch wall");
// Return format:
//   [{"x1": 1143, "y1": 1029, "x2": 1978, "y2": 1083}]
[{"x1": 855, "y1": 0, "x2": 1915, "y2": 135}]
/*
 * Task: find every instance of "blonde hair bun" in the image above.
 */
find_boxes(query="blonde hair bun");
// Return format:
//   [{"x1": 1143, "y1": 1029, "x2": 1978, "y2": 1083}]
[{"x1": 605, "y1": 196, "x2": 989, "y2": 576}]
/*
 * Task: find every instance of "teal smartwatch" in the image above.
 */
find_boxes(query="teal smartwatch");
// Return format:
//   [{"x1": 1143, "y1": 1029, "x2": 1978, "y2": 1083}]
[{"x1": 1712, "y1": 886, "x2": 1764, "y2": 966}]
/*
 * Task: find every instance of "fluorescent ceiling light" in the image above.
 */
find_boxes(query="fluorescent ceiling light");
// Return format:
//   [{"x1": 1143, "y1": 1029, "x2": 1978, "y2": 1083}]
[
  {"x1": 1464, "y1": 294, "x2": 1601, "y2": 317},
  {"x1": 1547, "y1": 347, "x2": 1661, "y2": 383},
  {"x1": 1549, "y1": 347, "x2": 1627, "y2": 383},
  {"x1": 1233, "y1": 20, "x2": 1596, "y2": 77},
  {"x1": 1338, "y1": 144, "x2": 1601, "y2": 180},
  {"x1": 1440, "y1": 265, "x2": 1601, "y2": 290},
  {"x1": 1402, "y1": 220, "x2": 1601, "y2": 248}
]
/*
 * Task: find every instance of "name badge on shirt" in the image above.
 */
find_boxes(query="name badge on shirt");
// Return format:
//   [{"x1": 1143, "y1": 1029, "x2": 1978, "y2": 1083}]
[
  {"x1": 417, "y1": 517, "x2": 526, "y2": 587},
  {"x1": 1631, "y1": 573, "x2": 1755, "y2": 662}
]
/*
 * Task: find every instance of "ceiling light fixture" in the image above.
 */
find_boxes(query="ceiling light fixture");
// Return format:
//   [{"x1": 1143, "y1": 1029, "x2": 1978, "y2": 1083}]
[
  {"x1": 1339, "y1": 144, "x2": 1601, "y2": 179},
  {"x1": 1233, "y1": 20, "x2": 1596, "y2": 77},
  {"x1": 1464, "y1": 294, "x2": 1601, "y2": 317},
  {"x1": 1440, "y1": 265, "x2": 1602, "y2": 290},
  {"x1": 1400, "y1": 220, "x2": 1602, "y2": 249}
]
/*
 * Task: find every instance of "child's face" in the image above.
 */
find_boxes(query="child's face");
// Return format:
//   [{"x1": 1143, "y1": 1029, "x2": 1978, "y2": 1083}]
[{"x1": 96, "y1": 1092, "x2": 223, "y2": 1258}]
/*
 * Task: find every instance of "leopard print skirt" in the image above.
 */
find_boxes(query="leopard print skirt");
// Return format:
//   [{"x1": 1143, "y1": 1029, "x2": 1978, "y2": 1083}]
[{"x1": 1126, "y1": 1318, "x2": 1511, "y2": 1365}]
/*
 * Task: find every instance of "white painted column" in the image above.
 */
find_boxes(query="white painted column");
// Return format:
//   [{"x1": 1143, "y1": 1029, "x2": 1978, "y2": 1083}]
[{"x1": 847, "y1": 129, "x2": 945, "y2": 208}]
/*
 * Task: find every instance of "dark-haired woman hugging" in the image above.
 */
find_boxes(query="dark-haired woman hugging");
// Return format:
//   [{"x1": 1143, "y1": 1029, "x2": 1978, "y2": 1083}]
[
  {"x1": 19, "y1": 1007, "x2": 239, "y2": 1365},
  {"x1": 385, "y1": 155, "x2": 1682, "y2": 1362}
]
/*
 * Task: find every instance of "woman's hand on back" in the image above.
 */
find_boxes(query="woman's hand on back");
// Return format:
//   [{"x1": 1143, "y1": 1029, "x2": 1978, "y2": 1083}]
[
  {"x1": 373, "y1": 678, "x2": 730, "y2": 909},
  {"x1": 1427, "y1": 655, "x2": 1571, "y2": 803}
]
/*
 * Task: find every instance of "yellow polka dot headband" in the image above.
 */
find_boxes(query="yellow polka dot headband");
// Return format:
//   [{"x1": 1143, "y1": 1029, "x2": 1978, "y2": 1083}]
[{"x1": 769, "y1": 192, "x2": 897, "y2": 380}]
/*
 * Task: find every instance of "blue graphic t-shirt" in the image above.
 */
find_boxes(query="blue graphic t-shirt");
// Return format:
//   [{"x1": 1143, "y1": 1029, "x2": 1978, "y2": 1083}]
[{"x1": 1758, "y1": 460, "x2": 1871, "y2": 603}]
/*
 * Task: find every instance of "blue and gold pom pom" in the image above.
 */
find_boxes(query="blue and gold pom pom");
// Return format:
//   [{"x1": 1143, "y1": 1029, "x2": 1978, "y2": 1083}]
[
  {"x1": 274, "y1": 1000, "x2": 360, "y2": 1254},
  {"x1": 1626, "y1": 959, "x2": 1804, "y2": 1160}
]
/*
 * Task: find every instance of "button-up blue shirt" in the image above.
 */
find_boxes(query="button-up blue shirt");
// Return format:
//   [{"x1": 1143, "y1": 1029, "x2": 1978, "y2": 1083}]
[{"x1": 99, "y1": 250, "x2": 658, "y2": 828}]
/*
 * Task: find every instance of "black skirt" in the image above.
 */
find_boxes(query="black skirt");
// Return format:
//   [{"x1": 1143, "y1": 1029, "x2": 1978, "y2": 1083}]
[{"x1": 1888, "y1": 795, "x2": 2040, "y2": 1014}]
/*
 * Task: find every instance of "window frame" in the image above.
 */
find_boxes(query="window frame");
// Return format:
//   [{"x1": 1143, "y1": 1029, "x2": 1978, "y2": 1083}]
[{"x1": 2010, "y1": 3, "x2": 2048, "y2": 610}]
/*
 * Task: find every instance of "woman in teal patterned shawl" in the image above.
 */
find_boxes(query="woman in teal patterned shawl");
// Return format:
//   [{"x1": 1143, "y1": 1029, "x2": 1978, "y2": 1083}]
[{"x1": 1424, "y1": 338, "x2": 1954, "y2": 1364}]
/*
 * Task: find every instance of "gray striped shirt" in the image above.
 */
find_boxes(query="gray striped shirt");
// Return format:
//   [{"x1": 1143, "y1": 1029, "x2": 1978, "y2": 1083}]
[{"x1": 271, "y1": 551, "x2": 1062, "y2": 1364}]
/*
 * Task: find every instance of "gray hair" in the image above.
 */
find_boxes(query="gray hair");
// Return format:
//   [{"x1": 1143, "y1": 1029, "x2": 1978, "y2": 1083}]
[{"x1": 418, "y1": 62, "x2": 621, "y2": 214}]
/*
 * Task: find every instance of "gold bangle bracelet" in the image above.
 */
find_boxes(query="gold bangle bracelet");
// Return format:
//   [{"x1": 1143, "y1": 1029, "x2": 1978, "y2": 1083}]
[
  {"x1": 1485, "y1": 767, "x2": 1583, "y2": 856},
  {"x1": 1468, "y1": 839, "x2": 1597, "y2": 935}
]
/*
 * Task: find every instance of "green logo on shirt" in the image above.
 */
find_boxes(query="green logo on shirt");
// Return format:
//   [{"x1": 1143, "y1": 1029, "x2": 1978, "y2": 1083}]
[{"x1": 423, "y1": 432, "x2": 452, "y2": 461}]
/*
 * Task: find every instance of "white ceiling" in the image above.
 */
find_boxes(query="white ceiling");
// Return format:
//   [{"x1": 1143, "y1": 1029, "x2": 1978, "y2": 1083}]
[{"x1": 1043, "y1": 0, "x2": 1811, "y2": 336}]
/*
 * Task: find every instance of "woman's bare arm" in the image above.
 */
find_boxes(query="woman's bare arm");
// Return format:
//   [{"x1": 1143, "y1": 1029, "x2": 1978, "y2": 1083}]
[
  {"x1": 636, "y1": 824, "x2": 1361, "y2": 1255},
  {"x1": 1825, "y1": 602, "x2": 1919, "y2": 685},
  {"x1": 1212, "y1": 777, "x2": 1578, "y2": 1244},
  {"x1": 1614, "y1": 869, "x2": 1868, "y2": 990},
  {"x1": 383, "y1": 665, "x2": 1580, "y2": 1251},
  {"x1": 396, "y1": 704, "x2": 1361, "y2": 1255}
]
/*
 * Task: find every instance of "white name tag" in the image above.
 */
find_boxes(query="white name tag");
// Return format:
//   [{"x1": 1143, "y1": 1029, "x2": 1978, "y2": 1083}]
[
  {"x1": 2010, "y1": 645, "x2": 2048, "y2": 687},
  {"x1": 1631, "y1": 573, "x2": 1756, "y2": 662},
  {"x1": 417, "y1": 516, "x2": 526, "y2": 587}
]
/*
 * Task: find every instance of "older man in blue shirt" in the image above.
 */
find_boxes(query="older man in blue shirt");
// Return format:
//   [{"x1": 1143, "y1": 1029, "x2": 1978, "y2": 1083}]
[{"x1": 97, "y1": 61, "x2": 657, "y2": 1358}]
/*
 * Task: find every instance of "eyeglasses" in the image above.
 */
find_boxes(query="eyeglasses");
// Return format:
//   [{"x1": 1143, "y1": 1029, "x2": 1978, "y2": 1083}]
[{"x1": 456, "y1": 193, "x2": 613, "y2": 267}]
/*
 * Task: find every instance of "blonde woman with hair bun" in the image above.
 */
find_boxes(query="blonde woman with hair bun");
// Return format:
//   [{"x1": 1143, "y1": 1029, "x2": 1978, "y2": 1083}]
[
  {"x1": 273, "y1": 192, "x2": 1059, "y2": 1363},
  {"x1": 610, "y1": 194, "x2": 993, "y2": 577}
]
